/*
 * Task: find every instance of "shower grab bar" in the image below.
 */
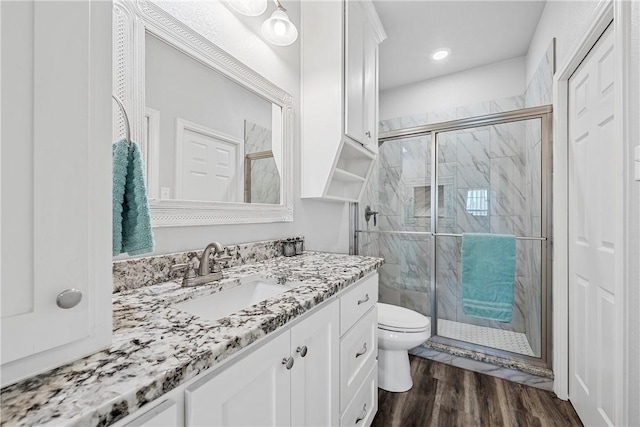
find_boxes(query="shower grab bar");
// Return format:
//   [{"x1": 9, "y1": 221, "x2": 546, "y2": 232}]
[{"x1": 355, "y1": 229, "x2": 547, "y2": 241}]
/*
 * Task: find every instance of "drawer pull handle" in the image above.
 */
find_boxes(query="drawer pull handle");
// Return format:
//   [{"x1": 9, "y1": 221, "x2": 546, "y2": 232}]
[
  {"x1": 357, "y1": 294, "x2": 370, "y2": 305},
  {"x1": 296, "y1": 345, "x2": 308, "y2": 357},
  {"x1": 366, "y1": 131, "x2": 372, "y2": 138},
  {"x1": 355, "y1": 404, "x2": 367, "y2": 424},
  {"x1": 355, "y1": 343, "x2": 367, "y2": 358},
  {"x1": 282, "y1": 357, "x2": 294, "y2": 370}
]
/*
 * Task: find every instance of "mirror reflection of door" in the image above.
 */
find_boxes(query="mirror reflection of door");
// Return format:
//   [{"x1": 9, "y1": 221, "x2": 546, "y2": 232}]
[
  {"x1": 144, "y1": 32, "x2": 279, "y2": 204},
  {"x1": 175, "y1": 119, "x2": 243, "y2": 202}
]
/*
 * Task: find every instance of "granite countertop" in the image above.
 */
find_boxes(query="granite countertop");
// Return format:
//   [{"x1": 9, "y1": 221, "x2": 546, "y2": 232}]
[{"x1": 1, "y1": 252, "x2": 383, "y2": 427}]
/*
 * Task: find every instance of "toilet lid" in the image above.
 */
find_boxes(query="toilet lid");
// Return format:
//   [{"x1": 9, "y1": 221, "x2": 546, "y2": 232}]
[{"x1": 377, "y1": 303, "x2": 430, "y2": 332}]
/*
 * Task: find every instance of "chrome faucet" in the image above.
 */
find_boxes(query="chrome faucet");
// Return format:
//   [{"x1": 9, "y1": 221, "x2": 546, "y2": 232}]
[
  {"x1": 172, "y1": 242, "x2": 232, "y2": 287},
  {"x1": 199, "y1": 242, "x2": 225, "y2": 275}
]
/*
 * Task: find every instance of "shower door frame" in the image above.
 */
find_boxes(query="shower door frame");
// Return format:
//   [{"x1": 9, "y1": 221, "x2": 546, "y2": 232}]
[{"x1": 352, "y1": 105, "x2": 553, "y2": 368}]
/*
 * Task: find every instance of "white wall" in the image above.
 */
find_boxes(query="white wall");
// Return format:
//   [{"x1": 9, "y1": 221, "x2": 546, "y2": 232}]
[
  {"x1": 135, "y1": 1, "x2": 349, "y2": 255},
  {"x1": 379, "y1": 56, "x2": 525, "y2": 121},
  {"x1": 525, "y1": 1, "x2": 598, "y2": 84}
]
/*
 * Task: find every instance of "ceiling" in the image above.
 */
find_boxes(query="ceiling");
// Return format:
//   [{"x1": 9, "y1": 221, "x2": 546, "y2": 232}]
[{"x1": 374, "y1": 1, "x2": 546, "y2": 91}]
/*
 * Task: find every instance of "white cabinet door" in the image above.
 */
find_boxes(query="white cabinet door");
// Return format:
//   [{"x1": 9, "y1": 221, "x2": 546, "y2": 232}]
[
  {"x1": 362, "y1": 29, "x2": 377, "y2": 152},
  {"x1": 1, "y1": 1, "x2": 112, "y2": 387},
  {"x1": 291, "y1": 300, "x2": 340, "y2": 427},
  {"x1": 185, "y1": 332, "x2": 291, "y2": 426},
  {"x1": 344, "y1": 0, "x2": 365, "y2": 144}
]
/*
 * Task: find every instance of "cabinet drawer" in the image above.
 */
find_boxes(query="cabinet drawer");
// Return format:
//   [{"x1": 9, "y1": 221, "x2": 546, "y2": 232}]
[
  {"x1": 340, "y1": 362, "x2": 378, "y2": 427},
  {"x1": 340, "y1": 307, "x2": 377, "y2": 412},
  {"x1": 124, "y1": 400, "x2": 178, "y2": 427},
  {"x1": 340, "y1": 273, "x2": 378, "y2": 335}
]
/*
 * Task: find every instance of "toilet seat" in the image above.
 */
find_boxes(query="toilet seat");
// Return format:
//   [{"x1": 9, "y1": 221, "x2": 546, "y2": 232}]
[{"x1": 377, "y1": 302, "x2": 430, "y2": 333}]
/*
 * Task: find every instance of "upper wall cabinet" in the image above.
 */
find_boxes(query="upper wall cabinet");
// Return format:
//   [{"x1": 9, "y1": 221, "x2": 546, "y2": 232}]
[{"x1": 301, "y1": 0, "x2": 386, "y2": 202}]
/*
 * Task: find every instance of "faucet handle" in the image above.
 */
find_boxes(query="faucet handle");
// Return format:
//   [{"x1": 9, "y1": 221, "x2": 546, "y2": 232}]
[
  {"x1": 216, "y1": 255, "x2": 233, "y2": 263},
  {"x1": 170, "y1": 262, "x2": 197, "y2": 280}
]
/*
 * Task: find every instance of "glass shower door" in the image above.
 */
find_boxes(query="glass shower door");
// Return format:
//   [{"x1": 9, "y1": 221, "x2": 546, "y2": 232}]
[{"x1": 432, "y1": 118, "x2": 547, "y2": 359}]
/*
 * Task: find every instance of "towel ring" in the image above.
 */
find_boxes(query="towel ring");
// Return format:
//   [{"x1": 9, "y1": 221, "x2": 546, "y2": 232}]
[{"x1": 112, "y1": 95, "x2": 132, "y2": 146}]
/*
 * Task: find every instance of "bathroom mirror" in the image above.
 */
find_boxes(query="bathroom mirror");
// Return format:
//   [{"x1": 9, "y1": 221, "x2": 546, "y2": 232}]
[{"x1": 113, "y1": 0, "x2": 293, "y2": 226}]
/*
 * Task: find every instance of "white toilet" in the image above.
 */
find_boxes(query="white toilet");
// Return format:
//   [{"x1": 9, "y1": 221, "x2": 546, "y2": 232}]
[{"x1": 377, "y1": 302, "x2": 431, "y2": 392}]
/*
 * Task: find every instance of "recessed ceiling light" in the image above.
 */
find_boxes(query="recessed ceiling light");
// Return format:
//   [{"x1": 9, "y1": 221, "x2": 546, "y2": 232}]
[{"x1": 431, "y1": 48, "x2": 450, "y2": 61}]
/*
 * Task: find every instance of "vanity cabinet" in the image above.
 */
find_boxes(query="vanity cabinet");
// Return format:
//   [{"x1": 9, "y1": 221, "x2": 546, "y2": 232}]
[
  {"x1": 185, "y1": 300, "x2": 340, "y2": 426},
  {"x1": 1, "y1": 0, "x2": 113, "y2": 387},
  {"x1": 301, "y1": 0, "x2": 386, "y2": 202},
  {"x1": 114, "y1": 273, "x2": 378, "y2": 427}
]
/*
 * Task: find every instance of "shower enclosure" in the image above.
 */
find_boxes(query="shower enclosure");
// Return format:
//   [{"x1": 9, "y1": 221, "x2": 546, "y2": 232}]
[{"x1": 353, "y1": 105, "x2": 552, "y2": 367}]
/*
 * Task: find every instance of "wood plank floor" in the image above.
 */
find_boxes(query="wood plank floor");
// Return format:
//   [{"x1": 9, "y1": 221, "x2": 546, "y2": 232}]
[{"x1": 372, "y1": 356, "x2": 583, "y2": 427}]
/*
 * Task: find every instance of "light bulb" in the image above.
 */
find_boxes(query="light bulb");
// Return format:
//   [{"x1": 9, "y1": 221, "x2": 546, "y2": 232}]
[
  {"x1": 274, "y1": 21, "x2": 286, "y2": 36},
  {"x1": 261, "y1": 8, "x2": 298, "y2": 46}
]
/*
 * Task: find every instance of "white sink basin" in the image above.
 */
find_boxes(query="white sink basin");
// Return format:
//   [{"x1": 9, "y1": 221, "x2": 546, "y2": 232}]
[{"x1": 173, "y1": 275, "x2": 293, "y2": 322}]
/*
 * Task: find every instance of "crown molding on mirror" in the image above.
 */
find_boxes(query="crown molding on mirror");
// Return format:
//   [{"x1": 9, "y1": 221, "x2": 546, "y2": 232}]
[{"x1": 113, "y1": 0, "x2": 294, "y2": 226}]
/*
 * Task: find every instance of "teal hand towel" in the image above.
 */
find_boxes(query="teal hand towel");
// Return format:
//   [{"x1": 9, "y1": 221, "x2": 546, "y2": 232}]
[
  {"x1": 461, "y1": 233, "x2": 516, "y2": 322},
  {"x1": 112, "y1": 139, "x2": 155, "y2": 256},
  {"x1": 112, "y1": 139, "x2": 129, "y2": 256}
]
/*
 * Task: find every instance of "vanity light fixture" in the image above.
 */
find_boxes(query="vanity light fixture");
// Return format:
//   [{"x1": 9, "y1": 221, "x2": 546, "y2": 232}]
[
  {"x1": 227, "y1": 0, "x2": 268, "y2": 17},
  {"x1": 431, "y1": 48, "x2": 450, "y2": 61},
  {"x1": 261, "y1": 3, "x2": 298, "y2": 46},
  {"x1": 227, "y1": 0, "x2": 298, "y2": 46}
]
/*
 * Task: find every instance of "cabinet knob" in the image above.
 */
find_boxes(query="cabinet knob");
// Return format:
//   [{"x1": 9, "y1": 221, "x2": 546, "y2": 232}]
[
  {"x1": 357, "y1": 294, "x2": 370, "y2": 305},
  {"x1": 56, "y1": 289, "x2": 82, "y2": 309},
  {"x1": 282, "y1": 357, "x2": 294, "y2": 370},
  {"x1": 355, "y1": 343, "x2": 367, "y2": 358},
  {"x1": 355, "y1": 404, "x2": 367, "y2": 424},
  {"x1": 296, "y1": 345, "x2": 308, "y2": 357},
  {"x1": 366, "y1": 131, "x2": 371, "y2": 138}
]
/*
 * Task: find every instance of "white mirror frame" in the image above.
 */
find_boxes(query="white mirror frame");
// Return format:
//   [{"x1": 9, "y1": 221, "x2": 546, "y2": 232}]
[{"x1": 113, "y1": 0, "x2": 293, "y2": 226}]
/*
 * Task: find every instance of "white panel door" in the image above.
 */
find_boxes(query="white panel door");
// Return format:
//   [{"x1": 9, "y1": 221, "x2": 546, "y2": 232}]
[
  {"x1": 290, "y1": 300, "x2": 340, "y2": 427},
  {"x1": 568, "y1": 24, "x2": 620, "y2": 427},
  {"x1": 177, "y1": 123, "x2": 242, "y2": 202},
  {"x1": 185, "y1": 331, "x2": 291, "y2": 426},
  {"x1": 1, "y1": 1, "x2": 112, "y2": 386}
]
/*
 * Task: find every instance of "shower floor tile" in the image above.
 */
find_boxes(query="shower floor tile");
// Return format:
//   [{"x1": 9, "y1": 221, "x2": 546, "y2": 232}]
[{"x1": 437, "y1": 319, "x2": 535, "y2": 356}]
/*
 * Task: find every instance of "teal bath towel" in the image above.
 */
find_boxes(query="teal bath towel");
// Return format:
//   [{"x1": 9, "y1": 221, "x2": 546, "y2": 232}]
[
  {"x1": 112, "y1": 139, "x2": 155, "y2": 256},
  {"x1": 461, "y1": 233, "x2": 516, "y2": 322}
]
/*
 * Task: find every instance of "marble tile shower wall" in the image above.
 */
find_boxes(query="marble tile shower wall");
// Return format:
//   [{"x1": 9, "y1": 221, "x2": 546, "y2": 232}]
[{"x1": 362, "y1": 41, "x2": 554, "y2": 356}]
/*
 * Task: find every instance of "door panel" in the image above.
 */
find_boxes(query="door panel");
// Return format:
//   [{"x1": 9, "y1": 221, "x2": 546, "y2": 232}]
[
  {"x1": 290, "y1": 300, "x2": 339, "y2": 427},
  {"x1": 1, "y1": 0, "x2": 112, "y2": 385},
  {"x1": 568, "y1": 23, "x2": 618, "y2": 427}
]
